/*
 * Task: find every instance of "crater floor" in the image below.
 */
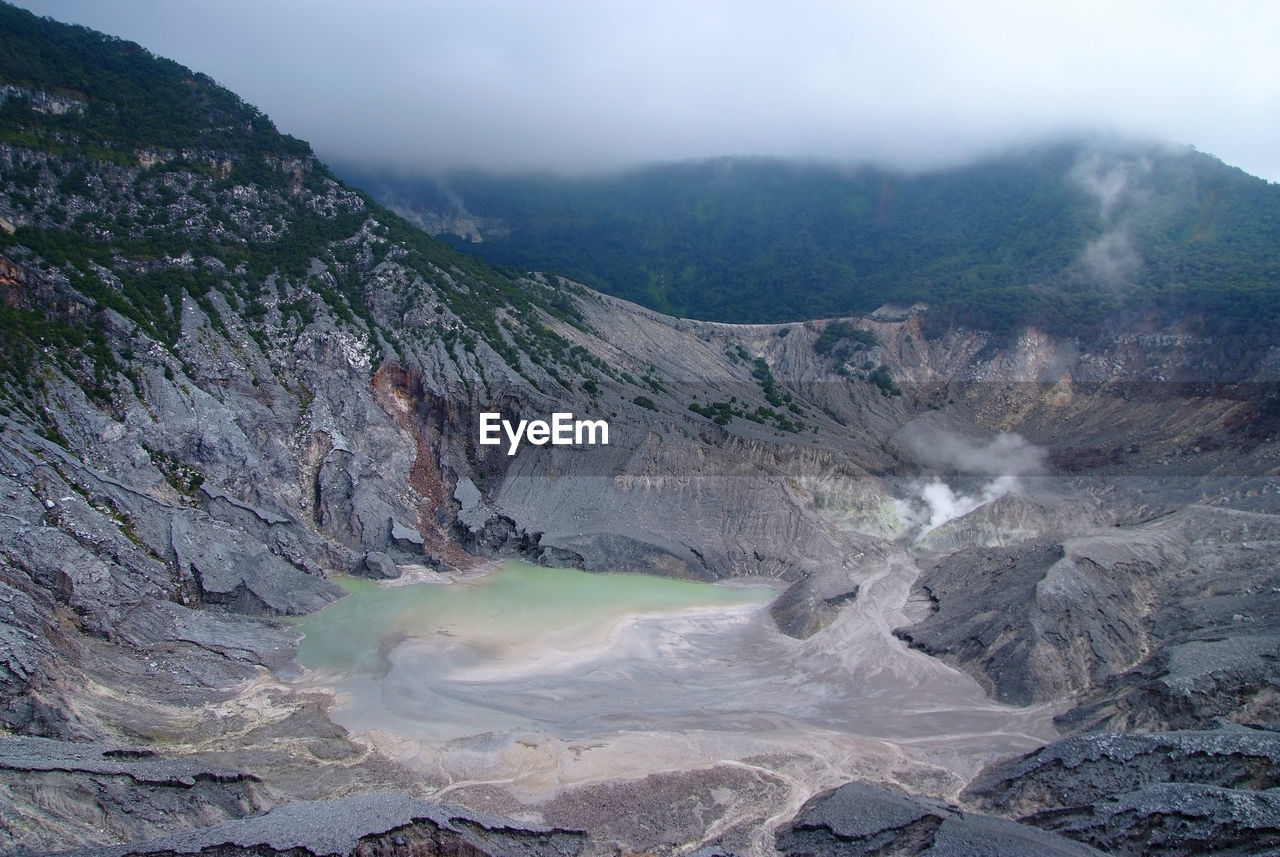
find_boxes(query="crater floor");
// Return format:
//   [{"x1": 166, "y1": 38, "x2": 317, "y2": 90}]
[{"x1": 289, "y1": 561, "x2": 1058, "y2": 852}]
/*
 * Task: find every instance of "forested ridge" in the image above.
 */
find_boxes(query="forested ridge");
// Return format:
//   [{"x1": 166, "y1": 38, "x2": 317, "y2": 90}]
[{"x1": 341, "y1": 145, "x2": 1280, "y2": 342}]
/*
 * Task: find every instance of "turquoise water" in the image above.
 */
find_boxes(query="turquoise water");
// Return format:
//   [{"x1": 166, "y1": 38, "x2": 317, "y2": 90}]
[
  {"x1": 289, "y1": 557, "x2": 1058, "y2": 805},
  {"x1": 295, "y1": 561, "x2": 775, "y2": 677}
]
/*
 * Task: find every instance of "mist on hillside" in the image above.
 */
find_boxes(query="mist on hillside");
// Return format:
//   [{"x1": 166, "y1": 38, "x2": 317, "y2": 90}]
[{"x1": 11, "y1": 0, "x2": 1280, "y2": 182}]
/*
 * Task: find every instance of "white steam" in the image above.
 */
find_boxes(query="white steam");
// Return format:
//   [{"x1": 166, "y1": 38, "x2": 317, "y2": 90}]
[
  {"x1": 895, "y1": 475, "x2": 1021, "y2": 538},
  {"x1": 898, "y1": 425, "x2": 1047, "y2": 477},
  {"x1": 1070, "y1": 150, "x2": 1148, "y2": 219},
  {"x1": 1080, "y1": 228, "x2": 1141, "y2": 285},
  {"x1": 1069, "y1": 150, "x2": 1151, "y2": 284},
  {"x1": 893, "y1": 424, "x2": 1046, "y2": 540}
]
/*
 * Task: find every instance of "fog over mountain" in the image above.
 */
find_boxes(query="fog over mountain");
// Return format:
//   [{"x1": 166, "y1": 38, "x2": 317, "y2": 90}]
[{"x1": 11, "y1": 0, "x2": 1280, "y2": 181}]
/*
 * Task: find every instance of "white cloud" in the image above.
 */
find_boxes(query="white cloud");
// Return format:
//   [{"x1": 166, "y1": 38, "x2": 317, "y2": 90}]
[{"x1": 13, "y1": 0, "x2": 1280, "y2": 179}]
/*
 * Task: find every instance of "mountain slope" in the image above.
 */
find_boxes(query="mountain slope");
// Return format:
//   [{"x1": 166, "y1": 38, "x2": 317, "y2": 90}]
[{"x1": 340, "y1": 145, "x2": 1280, "y2": 340}]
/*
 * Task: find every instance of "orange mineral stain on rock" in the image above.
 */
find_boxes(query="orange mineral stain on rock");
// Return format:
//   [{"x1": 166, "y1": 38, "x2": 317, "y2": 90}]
[{"x1": 372, "y1": 361, "x2": 477, "y2": 569}]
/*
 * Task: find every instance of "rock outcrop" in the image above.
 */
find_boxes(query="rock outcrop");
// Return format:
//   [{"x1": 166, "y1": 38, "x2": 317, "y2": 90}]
[
  {"x1": 963, "y1": 728, "x2": 1280, "y2": 855},
  {"x1": 0, "y1": 736, "x2": 273, "y2": 852},
  {"x1": 775, "y1": 781, "x2": 1104, "y2": 856},
  {"x1": 895, "y1": 505, "x2": 1280, "y2": 728},
  {"x1": 54, "y1": 792, "x2": 587, "y2": 857}
]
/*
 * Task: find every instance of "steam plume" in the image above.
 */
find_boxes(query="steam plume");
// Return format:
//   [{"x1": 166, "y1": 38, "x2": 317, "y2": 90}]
[
  {"x1": 893, "y1": 425, "x2": 1046, "y2": 539},
  {"x1": 1069, "y1": 149, "x2": 1151, "y2": 284}
]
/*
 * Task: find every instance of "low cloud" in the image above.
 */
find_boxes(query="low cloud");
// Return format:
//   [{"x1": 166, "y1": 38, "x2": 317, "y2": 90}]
[
  {"x1": 898, "y1": 425, "x2": 1046, "y2": 477},
  {"x1": 12, "y1": 0, "x2": 1280, "y2": 180}
]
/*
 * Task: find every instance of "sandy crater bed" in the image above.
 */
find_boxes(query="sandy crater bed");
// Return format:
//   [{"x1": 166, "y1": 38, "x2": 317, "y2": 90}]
[{"x1": 288, "y1": 560, "x2": 1059, "y2": 852}]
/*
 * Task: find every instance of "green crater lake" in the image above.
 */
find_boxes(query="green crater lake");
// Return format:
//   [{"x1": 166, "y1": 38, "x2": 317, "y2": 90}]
[
  {"x1": 295, "y1": 561, "x2": 776, "y2": 678},
  {"x1": 288, "y1": 558, "x2": 1056, "y2": 798}
]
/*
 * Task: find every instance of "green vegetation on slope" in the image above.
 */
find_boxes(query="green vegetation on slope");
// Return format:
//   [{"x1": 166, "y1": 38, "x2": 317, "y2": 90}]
[
  {"x1": 0, "y1": 1, "x2": 593, "y2": 409},
  {"x1": 340, "y1": 148, "x2": 1280, "y2": 342},
  {"x1": 0, "y1": 3, "x2": 311, "y2": 160}
]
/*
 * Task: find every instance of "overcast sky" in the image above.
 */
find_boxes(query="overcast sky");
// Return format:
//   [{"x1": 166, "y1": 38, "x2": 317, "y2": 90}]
[{"x1": 12, "y1": 1, "x2": 1280, "y2": 180}]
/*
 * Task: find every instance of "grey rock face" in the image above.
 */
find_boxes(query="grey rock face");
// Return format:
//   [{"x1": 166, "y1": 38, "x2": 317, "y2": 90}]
[
  {"x1": 54, "y1": 792, "x2": 586, "y2": 857},
  {"x1": 770, "y1": 572, "x2": 860, "y2": 639},
  {"x1": 0, "y1": 579, "x2": 53, "y2": 701},
  {"x1": 356, "y1": 550, "x2": 399, "y2": 580},
  {"x1": 112, "y1": 600, "x2": 299, "y2": 673},
  {"x1": 169, "y1": 514, "x2": 345, "y2": 616},
  {"x1": 0, "y1": 736, "x2": 274, "y2": 853},
  {"x1": 1035, "y1": 783, "x2": 1280, "y2": 857},
  {"x1": 966, "y1": 728, "x2": 1280, "y2": 812},
  {"x1": 387, "y1": 518, "x2": 425, "y2": 551},
  {"x1": 894, "y1": 540, "x2": 1110, "y2": 705},
  {"x1": 964, "y1": 728, "x2": 1280, "y2": 856},
  {"x1": 896, "y1": 505, "x2": 1280, "y2": 727},
  {"x1": 537, "y1": 763, "x2": 792, "y2": 856},
  {"x1": 776, "y1": 781, "x2": 1104, "y2": 856}
]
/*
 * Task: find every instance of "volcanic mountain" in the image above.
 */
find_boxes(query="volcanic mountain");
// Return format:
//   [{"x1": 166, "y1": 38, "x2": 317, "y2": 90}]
[{"x1": 1, "y1": 4, "x2": 1278, "y2": 855}]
